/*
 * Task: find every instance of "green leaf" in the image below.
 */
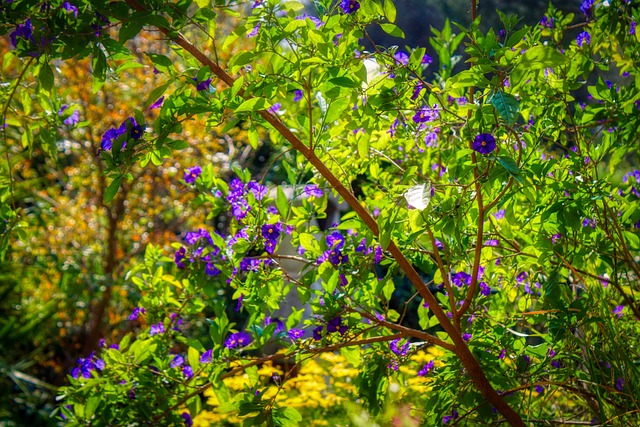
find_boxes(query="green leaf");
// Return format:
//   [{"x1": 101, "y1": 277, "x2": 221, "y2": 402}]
[
  {"x1": 92, "y1": 49, "x2": 107, "y2": 93},
  {"x1": 235, "y1": 97, "x2": 269, "y2": 113},
  {"x1": 448, "y1": 69, "x2": 490, "y2": 89},
  {"x1": 188, "y1": 346, "x2": 200, "y2": 371},
  {"x1": 488, "y1": 91, "x2": 519, "y2": 125},
  {"x1": 276, "y1": 186, "x2": 289, "y2": 217},
  {"x1": 380, "y1": 23, "x2": 404, "y2": 38},
  {"x1": 247, "y1": 125, "x2": 259, "y2": 149},
  {"x1": 119, "y1": 21, "x2": 143, "y2": 43},
  {"x1": 299, "y1": 233, "x2": 320, "y2": 253},
  {"x1": 383, "y1": 0, "x2": 396, "y2": 23},
  {"x1": 104, "y1": 176, "x2": 122, "y2": 203},
  {"x1": 511, "y1": 45, "x2": 568, "y2": 86},
  {"x1": 146, "y1": 53, "x2": 173, "y2": 74},
  {"x1": 39, "y1": 63, "x2": 54, "y2": 92},
  {"x1": 496, "y1": 156, "x2": 521, "y2": 180}
]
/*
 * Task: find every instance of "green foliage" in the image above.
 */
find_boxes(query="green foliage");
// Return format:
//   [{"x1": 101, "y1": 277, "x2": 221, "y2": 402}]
[{"x1": 1, "y1": 0, "x2": 640, "y2": 426}]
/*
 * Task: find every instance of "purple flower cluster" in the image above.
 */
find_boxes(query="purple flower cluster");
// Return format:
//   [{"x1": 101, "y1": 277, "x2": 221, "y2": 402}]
[
  {"x1": 417, "y1": 360, "x2": 434, "y2": 376},
  {"x1": 224, "y1": 331, "x2": 252, "y2": 349},
  {"x1": 174, "y1": 227, "x2": 225, "y2": 276},
  {"x1": 261, "y1": 222, "x2": 283, "y2": 254},
  {"x1": 71, "y1": 352, "x2": 105, "y2": 379},
  {"x1": 101, "y1": 117, "x2": 144, "y2": 151},
  {"x1": 10, "y1": 19, "x2": 34, "y2": 48},
  {"x1": 150, "y1": 322, "x2": 165, "y2": 336},
  {"x1": 389, "y1": 339, "x2": 410, "y2": 356},
  {"x1": 317, "y1": 231, "x2": 349, "y2": 266},
  {"x1": 226, "y1": 179, "x2": 267, "y2": 220},
  {"x1": 540, "y1": 16, "x2": 554, "y2": 28}
]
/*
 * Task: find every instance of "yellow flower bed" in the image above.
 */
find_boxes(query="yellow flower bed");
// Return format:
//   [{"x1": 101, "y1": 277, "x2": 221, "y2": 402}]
[{"x1": 193, "y1": 347, "x2": 444, "y2": 426}]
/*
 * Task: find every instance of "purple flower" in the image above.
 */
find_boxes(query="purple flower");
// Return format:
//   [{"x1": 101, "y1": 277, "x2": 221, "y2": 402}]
[
  {"x1": 327, "y1": 317, "x2": 348, "y2": 335},
  {"x1": 631, "y1": 22, "x2": 637, "y2": 35},
  {"x1": 613, "y1": 305, "x2": 624, "y2": 319},
  {"x1": 452, "y1": 272, "x2": 472, "y2": 287},
  {"x1": 577, "y1": 31, "x2": 591, "y2": 48},
  {"x1": 149, "y1": 96, "x2": 164, "y2": 110},
  {"x1": 100, "y1": 117, "x2": 143, "y2": 151},
  {"x1": 247, "y1": 22, "x2": 261, "y2": 38},
  {"x1": 181, "y1": 412, "x2": 193, "y2": 427},
  {"x1": 225, "y1": 331, "x2": 252, "y2": 349},
  {"x1": 339, "y1": 0, "x2": 360, "y2": 14},
  {"x1": 174, "y1": 246, "x2": 187, "y2": 269},
  {"x1": 472, "y1": 133, "x2": 496, "y2": 154},
  {"x1": 288, "y1": 329, "x2": 305, "y2": 340},
  {"x1": 393, "y1": 51, "x2": 409, "y2": 66},
  {"x1": 479, "y1": 282, "x2": 491, "y2": 296},
  {"x1": 296, "y1": 14, "x2": 323, "y2": 29},
  {"x1": 580, "y1": 0, "x2": 594, "y2": 18},
  {"x1": 535, "y1": 385, "x2": 544, "y2": 394},
  {"x1": 129, "y1": 307, "x2": 146, "y2": 321},
  {"x1": 171, "y1": 355, "x2": 184, "y2": 368},
  {"x1": 200, "y1": 349, "x2": 213, "y2": 363},
  {"x1": 551, "y1": 233, "x2": 562, "y2": 243},
  {"x1": 304, "y1": 184, "x2": 323, "y2": 198},
  {"x1": 462, "y1": 333, "x2": 472, "y2": 342},
  {"x1": 312, "y1": 326, "x2": 323, "y2": 341},
  {"x1": 265, "y1": 317, "x2": 284, "y2": 334},
  {"x1": 498, "y1": 349, "x2": 506, "y2": 359},
  {"x1": 582, "y1": 217, "x2": 596, "y2": 228},
  {"x1": 615, "y1": 377, "x2": 624, "y2": 391},
  {"x1": 64, "y1": 110, "x2": 79, "y2": 126},
  {"x1": 484, "y1": 239, "x2": 499, "y2": 247},
  {"x1": 194, "y1": 77, "x2": 212, "y2": 91},
  {"x1": 422, "y1": 54, "x2": 433, "y2": 64},
  {"x1": 61, "y1": 2, "x2": 78, "y2": 17},
  {"x1": 417, "y1": 360, "x2": 434, "y2": 376},
  {"x1": 374, "y1": 245, "x2": 383, "y2": 264},
  {"x1": 293, "y1": 90, "x2": 303, "y2": 102},
  {"x1": 551, "y1": 359, "x2": 561, "y2": 368},
  {"x1": 10, "y1": 19, "x2": 34, "y2": 48},
  {"x1": 184, "y1": 166, "x2": 202, "y2": 184},
  {"x1": 443, "y1": 410, "x2": 459, "y2": 424},
  {"x1": 71, "y1": 354, "x2": 100, "y2": 379},
  {"x1": 424, "y1": 130, "x2": 438, "y2": 147},
  {"x1": 183, "y1": 365, "x2": 194, "y2": 378},
  {"x1": 149, "y1": 322, "x2": 165, "y2": 336},
  {"x1": 516, "y1": 271, "x2": 527, "y2": 284},
  {"x1": 235, "y1": 294, "x2": 244, "y2": 312},
  {"x1": 268, "y1": 103, "x2": 281, "y2": 114}
]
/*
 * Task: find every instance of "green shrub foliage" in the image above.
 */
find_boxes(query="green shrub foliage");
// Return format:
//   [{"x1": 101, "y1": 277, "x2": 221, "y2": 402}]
[{"x1": 1, "y1": 0, "x2": 640, "y2": 425}]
